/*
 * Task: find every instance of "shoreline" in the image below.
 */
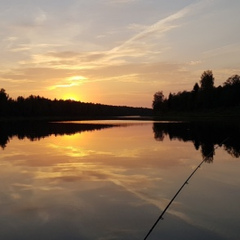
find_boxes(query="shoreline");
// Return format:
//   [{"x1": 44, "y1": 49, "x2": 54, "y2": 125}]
[{"x1": 1, "y1": 108, "x2": 240, "y2": 123}]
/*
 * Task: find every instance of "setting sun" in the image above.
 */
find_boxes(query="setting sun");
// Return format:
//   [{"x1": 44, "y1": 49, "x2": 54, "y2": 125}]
[
  {"x1": 0, "y1": 0, "x2": 239, "y2": 108},
  {"x1": 60, "y1": 76, "x2": 88, "y2": 101},
  {"x1": 62, "y1": 93, "x2": 80, "y2": 101}
]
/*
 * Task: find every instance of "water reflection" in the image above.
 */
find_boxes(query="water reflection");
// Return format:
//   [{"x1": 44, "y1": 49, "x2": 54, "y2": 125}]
[
  {"x1": 153, "y1": 122, "x2": 240, "y2": 161},
  {"x1": 0, "y1": 121, "x2": 239, "y2": 240},
  {"x1": 2, "y1": 121, "x2": 240, "y2": 161},
  {"x1": 0, "y1": 121, "x2": 117, "y2": 149}
]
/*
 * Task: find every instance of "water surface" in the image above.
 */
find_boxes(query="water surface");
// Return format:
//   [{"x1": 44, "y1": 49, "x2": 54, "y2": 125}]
[{"x1": 0, "y1": 121, "x2": 239, "y2": 240}]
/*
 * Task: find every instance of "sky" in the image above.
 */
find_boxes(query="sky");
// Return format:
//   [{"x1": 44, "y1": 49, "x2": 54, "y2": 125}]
[{"x1": 1, "y1": 0, "x2": 240, "y2": 108}]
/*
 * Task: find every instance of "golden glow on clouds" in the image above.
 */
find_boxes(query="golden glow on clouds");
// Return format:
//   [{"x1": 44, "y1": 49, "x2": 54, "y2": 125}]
[
  {"x1": 47, "y1": 75, "x2": 87, "y2": 101},
  {"x1": 0, "y1": 123, "x2": 210, "y2": 224},
  {"x1": 0, "y1": 0, "x2": 240, "y2": 106},
  {"x1": 49, "y1": 75, "x2": 87, "y2": 90},
  {"x1": 68, "y1": 76, "x2": 87, "y2": 81}
]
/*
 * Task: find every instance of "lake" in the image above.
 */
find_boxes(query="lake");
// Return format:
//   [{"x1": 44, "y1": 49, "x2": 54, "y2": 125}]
[{"x1": 0, "y1": 120, "x2": 239, "y2": 240}]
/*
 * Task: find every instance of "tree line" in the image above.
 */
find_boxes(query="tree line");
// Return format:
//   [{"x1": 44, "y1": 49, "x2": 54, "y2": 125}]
[
  {"x1": 0, "y1": 89, "x2": 152, "y2": 119},
  {"x1": 153, "y1": 121, "x2": 240, "y2": 161},
  {"x1": 0, "y1": 121, "x2": 116, "y2": 149},
  {"x1": 1, "y1": 120, "x2": 239, "y2": 160},
  {"x1": 152, "y1": 71, "x2": 240, "y2": 112}
]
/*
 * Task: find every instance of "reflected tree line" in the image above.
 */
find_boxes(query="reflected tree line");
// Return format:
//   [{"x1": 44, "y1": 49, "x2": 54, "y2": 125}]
[
  {"x1": 1, "y1": 121, "x2": 240, "y2": 163},
  {"x1": 0, "y1": 89, "x2": 152, "y2": 119},
  {"x1": 153, "y1": 122, "x2": 240, "y2": 162},
  {"x1": 153, "y1": 71, "x2": 240, "y2": 112},
  {"x1": 0, "y1": 122, "x2": 115, "y2": 149}
]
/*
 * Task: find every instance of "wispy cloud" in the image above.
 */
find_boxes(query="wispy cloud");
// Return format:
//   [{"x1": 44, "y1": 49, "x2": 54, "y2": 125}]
[
  {"x1": 48, "y1": 75, "x2": 87, "y2": 90},
  {"x1": 3, "y1": 1, "x2": 210, "y2": 72},
  {"x1": 28, "y1": 1, "x2": 206, "y2": 70},
  {"x1": 1, "y1": 0, "x2": 239, "y2": 106},
  {"x1": 34, "y1": 9, "x2": 47, "y2": 25},
  {"x1": 109, "y1": 4, "x2": 190, "y2": 54},
  {"x1": 105, "y1": 0, "x2": 138, "y2": 4},
  {"x1": 105, "y1": 0, "x2": 213, "y2": 62}
]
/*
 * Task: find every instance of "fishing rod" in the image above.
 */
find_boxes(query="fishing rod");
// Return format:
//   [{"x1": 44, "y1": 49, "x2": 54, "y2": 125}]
[{"x1": 143, "y1": 137, "x2": 229, "y2": 240}]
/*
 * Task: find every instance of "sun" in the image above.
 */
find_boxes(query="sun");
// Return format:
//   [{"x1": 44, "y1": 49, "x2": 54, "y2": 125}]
[{"x1": 62, "y1": 93, "x2": 80, "y2": 101}]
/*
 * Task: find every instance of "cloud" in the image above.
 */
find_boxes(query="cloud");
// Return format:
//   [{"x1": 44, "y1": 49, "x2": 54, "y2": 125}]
[
  {"x1": 2, "y1": 1, "x2": 208, "y2": 72},
  {"x1": 105, "y1": 0, "x2": 138, "y2": 4},
  {"x1": 203, "y1": 43, "x2": 240, "y2": 58},
  {"x1": 2, "y1": 0, "x2": 236, "y2": 107},
  {"x1": 46, "y1": 51, "x2": 81, "y2": 59},
  {"x1": 109, "y1": 4, "x2": 190, "y2": 54},
  {"x1": 48, "y1": 75, "x2": 87, "y2": 90},
  {"x1": 10, "y1": 46, "x2": 31, "y2": 52},
  {"x1": 45, "y1": 51, "x2": 107, "y2": 64},
  {"x1": 127, "y1": 23, "x2": 148, "y2": 32},
  {"x1": 34, "y1": 9, "x2": 47, "y2": 25},
  {"x1": 24, "y1": 1, "x2": 197, "y2": 72},
  {"x1": 188, "y1": 60, "x2": 202, "y2": 66},
  {"x1": 102, "y1": 0, "x2": 215, "y2": 65}
]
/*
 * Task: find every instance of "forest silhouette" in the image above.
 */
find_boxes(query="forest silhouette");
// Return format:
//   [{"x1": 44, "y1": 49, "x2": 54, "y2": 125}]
[
  {"x1": 0, "y1": 121, "x2": 117, "y2": 149},
  {"x1": 152, "y1": 71, "x2": 240, "y2": 113},
  {"x1": 0, "y1": 89, "x2": 152, "y2": 119},
  {"x1": 1, "y1": 121, "x2": 239, "y2": 162},
  {"x1": 153, "y1": 121, "x2": 240, "y2": 162},
  {"x1": 1, "y1": 71, "x2": 240, "y2": 120}
]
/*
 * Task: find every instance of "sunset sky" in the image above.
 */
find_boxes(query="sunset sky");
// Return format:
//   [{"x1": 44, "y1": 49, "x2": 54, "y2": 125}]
[{"x1": 1, "y1": 0, "x2": 240, "y2": 107}]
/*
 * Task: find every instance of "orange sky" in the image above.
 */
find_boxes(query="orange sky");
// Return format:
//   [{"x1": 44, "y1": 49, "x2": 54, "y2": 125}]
[{"x1": 1, "y1": 0, "x2": 240, "y2": 107}]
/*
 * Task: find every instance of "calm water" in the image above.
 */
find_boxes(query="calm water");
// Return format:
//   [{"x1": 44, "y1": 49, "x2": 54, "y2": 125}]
[{"x1": 0, "y1": 121, "x2": 239, "y2": 240}]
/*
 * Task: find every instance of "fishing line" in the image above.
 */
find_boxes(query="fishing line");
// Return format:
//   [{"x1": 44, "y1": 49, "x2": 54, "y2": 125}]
[{"x1": 143, "y1": 137, "x2": 229, "y2": 240}]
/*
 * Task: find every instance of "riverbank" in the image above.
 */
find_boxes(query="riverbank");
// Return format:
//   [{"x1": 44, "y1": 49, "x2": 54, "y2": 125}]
[
  {"x1": 1, "y1": 106, "x2": 240, "y2": 123},
  {"x1": 153, "y1": 106, "x2": 240, "y2": 122}
]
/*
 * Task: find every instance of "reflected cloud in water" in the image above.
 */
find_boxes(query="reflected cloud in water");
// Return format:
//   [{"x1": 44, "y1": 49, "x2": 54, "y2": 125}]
[{"x1": 0, "y1": 121, "x2": 239, "y2": 239}]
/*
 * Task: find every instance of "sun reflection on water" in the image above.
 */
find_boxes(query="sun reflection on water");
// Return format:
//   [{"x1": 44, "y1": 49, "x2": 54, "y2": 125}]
[{"x1": 0, "y1": 122, "x2": 239, "y2": 240}]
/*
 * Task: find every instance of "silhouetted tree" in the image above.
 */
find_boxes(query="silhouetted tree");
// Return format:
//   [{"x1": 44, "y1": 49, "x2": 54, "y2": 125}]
[
  {"x1": 224, "y1": 74, "x2": 240, "y2": 86},
  {"x1": 0, "y1": 89, "x2": 9, "y2": 102},
  {"x1": 222, "y1": 74, "x2": 240, "y2": 107},
  {"x1": 168, "y1": 93, "x2": 173, "y2": 110},
  {"x1": 193, "y1": 83, "x2": 200, "y2": 92},
  {"x1": 153, "y1": 71, "x2": 240, "y2": 113},
  {"x1": 200, "y1": 70, "x2": 214, "y2": 91},
  {"x1": 201, "y1": 143, "x2": 214, "y2": 163},
  {"x1": 0, "y1": 88, "x2": 9, "y2": 116},
  {"x1": 152, "y1": 91, "x2": 165, "y2": 111},
  {"x1": 152, "y1": 122, "x2": 240, "y2": 161}
]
